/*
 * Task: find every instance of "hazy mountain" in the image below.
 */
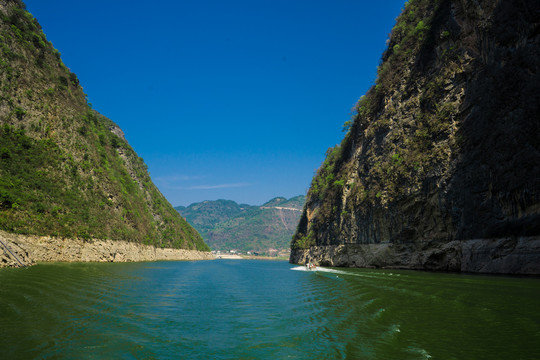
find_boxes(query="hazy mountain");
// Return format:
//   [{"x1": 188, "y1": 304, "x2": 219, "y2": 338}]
[{"x1": 176, "y1": 196, "x2": 305, "y2": 255}]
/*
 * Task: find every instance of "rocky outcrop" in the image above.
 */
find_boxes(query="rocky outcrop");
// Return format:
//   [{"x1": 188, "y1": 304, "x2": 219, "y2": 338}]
[
  {"x1": 291, "y1": 236, "x2": 540, "y2": 274},
  {"x1": 0, "y1": 230, "x2": 214, "y2": 268},
  {"x1": 291, "y1": 0, "x2": 540, "y2": 274}
]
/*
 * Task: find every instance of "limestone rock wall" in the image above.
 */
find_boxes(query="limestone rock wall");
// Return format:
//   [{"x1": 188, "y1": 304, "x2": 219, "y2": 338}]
[
  {"x1": 0, "y1": 230, "x2": 214, "y2": 268},
  {"x1": 291, "y1": 236, "x2": 540, "y2": 274},
  {"x1": 291, "y1": 0, "x2": 540, "y2": 274}
]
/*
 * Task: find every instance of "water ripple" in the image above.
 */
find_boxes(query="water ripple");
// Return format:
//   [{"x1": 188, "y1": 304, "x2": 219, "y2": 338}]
[{"x1": 1, "y1": 261, "x2": 540, "y2": 359}]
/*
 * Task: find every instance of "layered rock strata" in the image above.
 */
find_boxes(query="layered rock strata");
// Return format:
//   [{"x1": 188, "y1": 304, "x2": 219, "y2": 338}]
[{"x1": 0, "y1": 230, "x2": 214, "y2": 268}]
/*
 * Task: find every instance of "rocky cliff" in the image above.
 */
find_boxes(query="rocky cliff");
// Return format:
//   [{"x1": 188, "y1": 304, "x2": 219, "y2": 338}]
[
  {"x1": 0, "y1": 0, "x2": 210, "y2": 256},
  {"x1": 291, "y1": 0, "x2": 540, "y2": 274}
]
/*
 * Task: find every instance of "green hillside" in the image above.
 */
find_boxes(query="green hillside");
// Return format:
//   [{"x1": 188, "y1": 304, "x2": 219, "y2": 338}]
[
  {"x1": 175, "y1": 200, "x2": 257, "y2": 236},
  {"x1": 176, "y1": 196, "x2": 305, "y2": 255},
  {"x1": 0, "y1": 0, "x2": 209, "y2": 251}
]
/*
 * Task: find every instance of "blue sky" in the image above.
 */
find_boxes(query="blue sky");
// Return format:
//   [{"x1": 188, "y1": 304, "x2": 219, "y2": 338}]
[{"x1": 24, "y1": 0, "x2": 405, "y2": 206}]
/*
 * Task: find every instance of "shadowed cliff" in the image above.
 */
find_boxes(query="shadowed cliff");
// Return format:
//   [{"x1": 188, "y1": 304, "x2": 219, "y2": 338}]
[{"x1": 291, "y1": 0, "x2": 540, "y2": 273}]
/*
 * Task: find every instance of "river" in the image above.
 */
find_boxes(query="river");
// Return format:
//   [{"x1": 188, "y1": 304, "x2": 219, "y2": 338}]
[{"x1": 1, "y1": 260, "x2": 539, "y2": 359}]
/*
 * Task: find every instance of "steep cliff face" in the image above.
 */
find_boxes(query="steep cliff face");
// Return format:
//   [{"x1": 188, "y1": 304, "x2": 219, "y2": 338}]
[
  {"x1": 0, "y1": 0, "x2": 209, "y2": 251},
  {"x1": 291, "y1": 0, "x2": 540, "y2": 273}
]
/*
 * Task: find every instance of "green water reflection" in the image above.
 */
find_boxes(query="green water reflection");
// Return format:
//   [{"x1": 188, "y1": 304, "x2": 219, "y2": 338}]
[{"x1": 0, "y1": 261, "x2": 539, "y2": 359}]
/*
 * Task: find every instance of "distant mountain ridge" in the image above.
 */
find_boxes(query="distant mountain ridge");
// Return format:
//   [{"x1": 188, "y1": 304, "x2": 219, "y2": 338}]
[
  {"x1": 176, "y1": 196, "x2": 305, "y2": 255},
  {"x1": 175, "y1": 199, "x2": 257, "y2": 237}
]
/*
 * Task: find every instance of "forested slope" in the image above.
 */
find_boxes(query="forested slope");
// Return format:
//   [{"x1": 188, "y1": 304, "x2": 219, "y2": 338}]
[{"x1": 0, "y1": 0, "x2": 209, "y2": 251}]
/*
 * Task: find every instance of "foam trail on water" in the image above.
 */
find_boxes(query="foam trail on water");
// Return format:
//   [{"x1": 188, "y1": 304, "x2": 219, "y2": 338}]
[
  {"x1": 290, "y1": 266, "x2": 351, "y2": 276},
  {"x1": 315, "y1": 268, "x2": 351, "y2": 275},
  {"x1": 291, "y1": 266, "x2": 398, "y2": 279}
]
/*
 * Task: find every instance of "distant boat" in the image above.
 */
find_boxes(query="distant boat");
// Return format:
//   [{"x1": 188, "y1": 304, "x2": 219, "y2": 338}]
[{"x1": 306, "y1": 262, "x2": 317, "y2": 271}]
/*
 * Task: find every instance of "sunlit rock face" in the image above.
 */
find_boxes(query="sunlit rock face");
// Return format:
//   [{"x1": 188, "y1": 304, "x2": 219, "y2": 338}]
[{"x1": 291, "y1": 0, "x2": 540, "y2": 274}]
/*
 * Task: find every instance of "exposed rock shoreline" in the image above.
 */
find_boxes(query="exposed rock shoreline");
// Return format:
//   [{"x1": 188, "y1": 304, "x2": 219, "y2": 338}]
[
  {"x1": 290, "y1": 236, "x2": 540, "y2": 275},
  {"x1": 0, "y1": 230, "x2": 214, "y2": 268}
]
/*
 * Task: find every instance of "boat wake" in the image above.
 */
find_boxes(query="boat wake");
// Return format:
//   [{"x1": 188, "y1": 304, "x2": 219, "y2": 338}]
[
  {"x1": 290, "y1": 266, "x2": 311, "y2": 272},
  {"x1": 291, "y1": 266, "x2": 403, "y2": 279},
  {"x1": 290, "y1": 266, "x2": 350, "y2": 276}
]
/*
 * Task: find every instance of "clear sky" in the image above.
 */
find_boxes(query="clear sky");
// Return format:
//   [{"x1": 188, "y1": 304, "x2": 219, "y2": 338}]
[{"x1": 24, "y1": 0, "x2": 405, "y2": 207}]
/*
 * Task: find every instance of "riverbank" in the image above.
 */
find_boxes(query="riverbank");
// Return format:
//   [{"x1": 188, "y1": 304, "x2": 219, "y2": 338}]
[
  {"x1": 215, "y1": 254, "x2": 243, "y2": 259},
  {"x1": 241, "y1": 255, "x2": 289, "y2": 261},
  {"x1": 289, "y1": 236, "x2": 540, "y2": 275},
  {"x1": 0, "y1": 230, "x2": 214, "y2": 267}
]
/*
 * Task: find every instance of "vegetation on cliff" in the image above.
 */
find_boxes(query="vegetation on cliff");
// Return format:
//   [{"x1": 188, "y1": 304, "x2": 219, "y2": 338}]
[
  {"x1": 0, "y1": 0, "x2": 209, "y2": 251},
  {"x1": 293, "y1": 0, "x2": 539, "y2": 251},
  {"x1": 177, "y1": 196, "x2": 305, "y2": 254}
]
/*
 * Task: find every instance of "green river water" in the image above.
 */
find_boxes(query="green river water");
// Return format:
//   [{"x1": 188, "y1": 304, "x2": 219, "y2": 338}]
[{"x1": 0, "y1": 260, "x2": 539, "y2": 359}]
